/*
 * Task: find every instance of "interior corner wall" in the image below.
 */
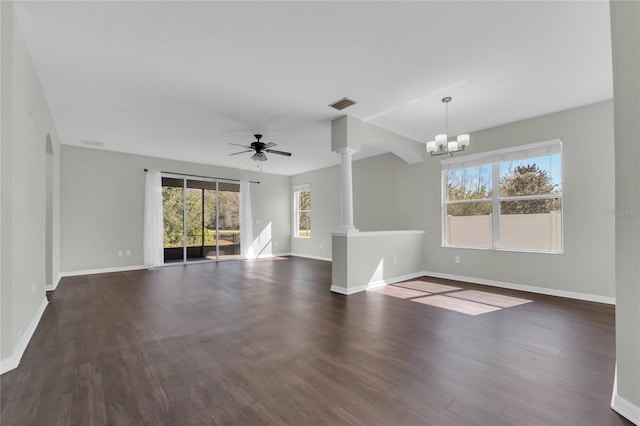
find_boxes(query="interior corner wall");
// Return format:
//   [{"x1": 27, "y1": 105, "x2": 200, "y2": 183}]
[
  {"x1": 423, "y1": 100, "x2": 616, "y2": 299},
  {"x1": 59, "y1": 146, "x2": 291, "y2": 272},
  {"x1": 1, "y1": 0, "x2": 60, "y2": 367}
]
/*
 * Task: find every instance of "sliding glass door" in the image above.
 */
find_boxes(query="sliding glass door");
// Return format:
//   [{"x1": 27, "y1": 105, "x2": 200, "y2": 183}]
[
  {"x1": 162, "y1": 178, "x2": 185, "y2": 263},
  {"x1": 162, "y1": 176, "x2": 241, "y2": 263}
]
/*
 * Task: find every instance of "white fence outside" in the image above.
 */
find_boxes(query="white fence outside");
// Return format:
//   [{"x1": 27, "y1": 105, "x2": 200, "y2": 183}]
[{"x1": 446, "y1": 211, "x2": 562, "y2": 252}]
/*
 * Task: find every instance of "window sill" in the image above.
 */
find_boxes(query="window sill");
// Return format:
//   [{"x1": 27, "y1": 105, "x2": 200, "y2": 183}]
[{"x1": 442, "y1": 244, "x2": 563, "y2": 255}]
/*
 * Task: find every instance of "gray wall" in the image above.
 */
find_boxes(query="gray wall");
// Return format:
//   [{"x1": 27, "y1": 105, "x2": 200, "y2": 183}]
[
  {"x1": 290, "y1": 165, "x2": 340, "y2": 260},
  {"x1": 354, "y1": 153, "x2": 428, "y2": 231},
  {"x1": 353, "y1": 153, "x2": 407, "y2": 231},
  {"x1": 1, "y1": 1, "x2": 61, "y2": 364},
  {"x1": 60, "y1": 146, "x2": 291, "y2": 272},
  {"x1": 292, "y1": 101, "x2": 616, "y2": 300},
  {"x1": 423, "y1": 100, "x2": 616, "y2": 299},
  {"x1": 331, "y1": 231, "x2": 425, "y2": 294},
  {"x1": 611, "y1": 0, "x2": 640, "y2": 413},
  {"x1": 289, "y1": 152, "x2": 417, "y2": 260}
]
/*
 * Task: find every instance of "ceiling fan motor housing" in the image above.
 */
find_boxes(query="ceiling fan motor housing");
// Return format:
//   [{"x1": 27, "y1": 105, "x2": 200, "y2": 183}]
[{"x1": 251, "y1": 142, "x2": 265, "y2": 152}]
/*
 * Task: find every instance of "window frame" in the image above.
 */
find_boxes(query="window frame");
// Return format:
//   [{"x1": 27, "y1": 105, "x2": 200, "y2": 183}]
[
  {"x1": 441, "y1": 140, "x2": 563, "y2": 254},
  {"x1": 293, "y1": 184, "x2": 311, "y2": 239}
]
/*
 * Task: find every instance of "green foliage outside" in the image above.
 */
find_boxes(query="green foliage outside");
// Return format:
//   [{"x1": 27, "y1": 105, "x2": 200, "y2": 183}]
[
  {"x1": 446, "y1": 166, "x2": 492, "y2": 216},
  {"x1": 163, "y1": 186, "x2": 240, "y2": 248},
  {"x1": 447, "y1": 163, "x2": 560, "y2": 216},
  {"x1": 297, "y1": 190, "x2": 311, "y2": 237},
  {"x1": 499, "y1": 164, "x2": 560, "y2": 214}
]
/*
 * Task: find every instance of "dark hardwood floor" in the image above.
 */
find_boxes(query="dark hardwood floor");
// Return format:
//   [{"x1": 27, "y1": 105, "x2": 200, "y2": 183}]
[{"x1": 0, "y1": 257, "x2": 631, "y2": 425}]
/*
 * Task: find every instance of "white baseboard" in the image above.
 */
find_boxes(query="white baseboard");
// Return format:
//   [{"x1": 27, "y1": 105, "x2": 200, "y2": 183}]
[
  {"x1": 289, "y1": 253, "x2": 332, "y2": 262},
  {"x1": 330, "y1": 282, "x2": 360, "y2": 295},
  {"x1": 612, "y1": 394, "x2": 640, "y2": 425},
  {"x1": 256, "y1": 252, "x2": 295, "y2": 259},
  {"x1": 422, "y1": 270, "x2": 615, "y2": 305},
  {"x1": 330, "y1": 271, "x2": 426, "y2": 295},
  {"x1": 45, "y1": 273, "x2": 62, "y2": 291},
  {"x1": 611, "y1": 363, "x2": 640, "y2": 425},
  {"x1": 0, "y1": 297, "x2": 48, "y2": 375},
  {"x1": 59, "y1": 264, "x2": 147, "y2": 279}
]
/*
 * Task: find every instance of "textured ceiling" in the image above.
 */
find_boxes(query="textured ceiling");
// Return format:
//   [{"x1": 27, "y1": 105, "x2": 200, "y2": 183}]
[{"x1": 14, "y1": 1, "x2": 612, "y2": 176}]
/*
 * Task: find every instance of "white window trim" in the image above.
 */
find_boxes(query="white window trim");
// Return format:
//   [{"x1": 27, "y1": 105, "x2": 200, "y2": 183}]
[
  {"x1": 441, "y1": 139, "x2": 562, "y2": 170},
  {"x1": 441, "y1": 139, "x2": 563, "y2": 254},
  {"x1": 293, "y1": 184, "x2": 311, "y2": 239}
]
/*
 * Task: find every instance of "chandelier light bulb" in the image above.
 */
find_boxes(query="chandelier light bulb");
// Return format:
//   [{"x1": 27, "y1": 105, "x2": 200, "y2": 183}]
[{"x1": 457, "y1": 134, "x2": 470, "y2": 147}]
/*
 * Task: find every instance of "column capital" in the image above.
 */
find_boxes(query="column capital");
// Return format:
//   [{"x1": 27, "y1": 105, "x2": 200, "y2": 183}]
[{"x1": 334, "y1": 147, "x2": 359, "y2": 157}]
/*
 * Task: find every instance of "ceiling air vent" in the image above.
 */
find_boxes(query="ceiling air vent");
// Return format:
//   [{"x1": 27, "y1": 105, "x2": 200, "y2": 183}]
[{"x1": 329, "y1": 97, "x2": 357, "y2": 111}]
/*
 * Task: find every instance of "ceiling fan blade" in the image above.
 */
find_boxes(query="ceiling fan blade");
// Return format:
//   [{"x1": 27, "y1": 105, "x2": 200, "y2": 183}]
[
  {"x1": 265, "y1": 149, "x2": 292, "y2": 157},
  {"x1": 229, "y1": 143, "x2": 252, "y2": 148},
  {"x1": 263, "y1": 142, "x2": 277, "y2": 148},
  {"x1": 229, "y1": 149, "x2": 253, "y2": 156}
]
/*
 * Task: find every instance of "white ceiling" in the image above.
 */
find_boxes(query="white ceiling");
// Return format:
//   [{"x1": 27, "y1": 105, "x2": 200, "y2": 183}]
[{"x1": 14, "y1": 1, "x2": 612, "y2": 176}]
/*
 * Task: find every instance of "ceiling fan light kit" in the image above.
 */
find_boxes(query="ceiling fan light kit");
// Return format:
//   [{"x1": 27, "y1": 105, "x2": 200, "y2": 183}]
[
  {"x1": 426, "y1": 97, "x2": 470, "y2": 157},
  {"x1": 251, "y1": 152, "x2": 267, "y2": 162},
  {"x1": 229, "y1": 134, "x2": 292, "y2": 162}
]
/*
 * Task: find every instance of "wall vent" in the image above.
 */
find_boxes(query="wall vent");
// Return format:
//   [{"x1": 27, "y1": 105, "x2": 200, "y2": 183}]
[
  {"x1": 80, "y1": 139, "x2": 104, "y2": 147},
  {"x1": 329, "y1": 97, "x2": 357, "y2": 111}
]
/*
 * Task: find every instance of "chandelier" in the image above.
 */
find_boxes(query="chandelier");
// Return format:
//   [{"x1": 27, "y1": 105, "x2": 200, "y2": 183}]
[{"x1": 426, "y1": 97, "x2": 470, "y2": 157}]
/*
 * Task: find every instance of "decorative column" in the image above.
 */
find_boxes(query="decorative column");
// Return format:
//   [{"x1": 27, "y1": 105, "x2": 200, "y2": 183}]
[{"x1": 337, "y1": 147, "x2": 358, "y2": 232}]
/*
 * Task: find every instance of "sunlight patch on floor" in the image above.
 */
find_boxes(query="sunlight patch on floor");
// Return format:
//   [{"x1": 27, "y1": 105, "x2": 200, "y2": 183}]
[
  {"x1": 446, "y1": 290, "x2": 532, "y2": 308},
  {"x1": 368, "y1": 281, "x2": 533, "y2": 316},
  {"x1": 394, "y1": 280, "x2": 461, "y2": 293},
  {"x1": 369, "y1": 285, "x2": 430, "y2": 299},
  {"x1": 412, "y1": 295, "x2": 502, "y2": 315}
]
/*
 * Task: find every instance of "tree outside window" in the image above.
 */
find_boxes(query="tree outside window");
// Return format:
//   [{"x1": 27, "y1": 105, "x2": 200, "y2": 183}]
[
  {"x1": 294, "y1": 185, "x2": 311, "y2": 238},
  {"x1": 443, "y1": 142, "x2": 562, "y2": 253}
]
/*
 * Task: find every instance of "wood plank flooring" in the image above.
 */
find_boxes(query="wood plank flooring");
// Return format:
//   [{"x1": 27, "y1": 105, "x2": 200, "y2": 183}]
[{"x1": 0, "y1": 257, "x2": 631, "y2": 425}]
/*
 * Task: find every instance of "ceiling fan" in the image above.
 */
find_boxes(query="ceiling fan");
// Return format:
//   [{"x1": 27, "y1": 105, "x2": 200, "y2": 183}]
[{"x1": 229, "y1": 134, "x2": 292, "y2": 162}]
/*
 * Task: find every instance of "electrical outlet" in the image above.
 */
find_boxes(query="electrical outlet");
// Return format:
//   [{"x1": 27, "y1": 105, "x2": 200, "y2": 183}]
[
  {"x1": 32, "y1": 281, "x2": 35, "y2": 294},
  {"x1": 118, "y1": 250, "x2": 123, "y2": 257},
  {"x1": 320, "y1": 243, "x2": 323, "y2": 249},
  {"x1": 393, "y1": 257, "x2": 398, "y2": 265},
  {"x1": 126, "y1": 250, "x2": 131, "y2": 256},
  {"x1": 455, "y1": 256, "x2": 460, "y2": 264}
]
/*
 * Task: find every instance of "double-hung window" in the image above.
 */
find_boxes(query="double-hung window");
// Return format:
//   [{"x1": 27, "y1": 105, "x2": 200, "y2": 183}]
[
  {"x1": 294, "y1": 184, "x2": 311, "y2": 238},
  {"x1": 442, "y1": 140, "x2": 562, "y2": 253}
]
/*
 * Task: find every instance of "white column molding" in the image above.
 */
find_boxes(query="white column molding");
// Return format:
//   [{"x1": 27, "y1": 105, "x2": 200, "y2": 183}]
[{"x1": 336, "y1": 147, "x2": 358, "y2": 233}]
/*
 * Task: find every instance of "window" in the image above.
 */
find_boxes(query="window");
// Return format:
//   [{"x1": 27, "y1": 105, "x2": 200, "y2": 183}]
[
  {"x1": 294, "y1": 184, "x2": 311, "y2": 238},
  {"x1": 442, "y1": 140, "x2": 562, "y2": 253}
]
